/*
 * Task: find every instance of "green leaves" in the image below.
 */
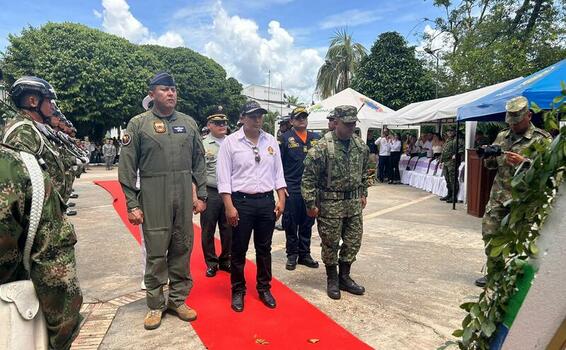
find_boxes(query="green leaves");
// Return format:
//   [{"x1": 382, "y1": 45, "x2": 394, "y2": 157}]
[{"x1": 451, "y1": 90, "x2": 565, "y2": 350}]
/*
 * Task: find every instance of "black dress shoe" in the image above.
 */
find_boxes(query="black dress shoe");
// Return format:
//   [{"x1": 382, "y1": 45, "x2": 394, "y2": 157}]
[
  {"x1": 67, "y1": 202, "x2": 76, "y2": 207},
  {"x1": 298, "y1": 255, "x2": 319, "y2": 268},
  {"x1": 258, "y1": 291, "x2": 276, "y2": 309},
  {"x1": 439, "y1": 196, "x2": 449, "y2": 201},
  {"x1": 70, "y1": 193, "x2": 79, "y2": 199},
  {"x1": 218, "y1": 263, "x2": 231, "y2": 272},
  {"x1": 66, "y1": 210, "x2": 77, "y2": 216},
  {"x1": 231, "y1": 292, "x2": 244, "y2": 312},
  {"x1": 475, "y1": 276, "x2": 487, "y2": 288},
  {"x1": 286, "y1": 255, "x2": 297, "y2": 270},
  {"x1": 206, "y1": 266, "x2": 218, "y2": 277}
]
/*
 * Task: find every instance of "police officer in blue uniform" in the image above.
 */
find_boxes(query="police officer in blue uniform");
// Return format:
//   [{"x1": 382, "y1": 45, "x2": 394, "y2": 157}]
[{"x1": 280, "y1": 107, "x2": 321, "y2": 270}]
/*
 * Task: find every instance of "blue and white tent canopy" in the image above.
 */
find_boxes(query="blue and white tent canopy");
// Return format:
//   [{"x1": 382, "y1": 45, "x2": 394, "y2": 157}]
[{"x1": 457, "y1": 58, "x2": 566, "y2": 122}]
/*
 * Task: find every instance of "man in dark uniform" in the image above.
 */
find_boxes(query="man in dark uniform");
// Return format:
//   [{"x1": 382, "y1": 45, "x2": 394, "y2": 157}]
[
  {"x1": 200, "y1": 107, "x2": 232, "y2": 277},
  {"x1": 118, "y1": 72, "x2": 208, "y2": 330},
  {"x1": 280, "y1": 107, "x2": 320, "y2": 270}
]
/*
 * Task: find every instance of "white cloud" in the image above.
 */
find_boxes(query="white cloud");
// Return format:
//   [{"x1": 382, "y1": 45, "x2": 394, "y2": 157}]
[
  {"x1": 93, "y1": 9, "x2": 102, "y2": 18},
  {"x1": 204, "y1": 7, "x2": 324, "y2": 101},
  {"x1": 319, "y1": 9, "x2": 381, "y2": 30},
  {"x1": 416, "y1": 24, "x2": 454, "y2": 54},
  {"x1": 98, "y1": 0, "x2": 184, "y2": 47}
]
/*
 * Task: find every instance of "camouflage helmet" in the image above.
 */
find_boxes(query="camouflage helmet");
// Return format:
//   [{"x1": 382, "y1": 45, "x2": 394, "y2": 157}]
[
  {"x1": 505, "y1": 96, "x2": 529, "y2": 125},
  {"x1": 333, "y1": 105, "x2": 359, "y2": 123}
]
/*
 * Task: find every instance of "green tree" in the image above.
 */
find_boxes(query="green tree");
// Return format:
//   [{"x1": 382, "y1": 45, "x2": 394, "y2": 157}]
[
  {"x1": 351, "y1": 32, "x2": 435, "y2": 110},
  {"x1": 0, "y1": 22, "x2": 246, "y2": 139},
  {"x1": 427, "y1": 0, "x2": 566, "y2": 93},
  {"x1": 284, "y1": 94, "x2": 300, "y2": 106},
  {"x1": 316, "y1": 28, "x2": 367, "y2": 98},
  {"x1": 262, "y1": 111, "x2": 279, "y2": 135}
]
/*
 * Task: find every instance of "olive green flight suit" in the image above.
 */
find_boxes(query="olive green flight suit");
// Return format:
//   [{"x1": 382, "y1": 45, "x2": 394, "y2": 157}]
[{"x1": 118, "y1": 110, "x2": 207, "y2": 310}]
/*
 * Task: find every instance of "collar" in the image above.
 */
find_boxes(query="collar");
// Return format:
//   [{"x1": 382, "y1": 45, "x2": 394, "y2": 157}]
[
  {"x1": 206, "y1": 134, "x2": 225, "y2": 144},
  {"x1": 505, "y1": 123, "x2": 535, "y2": 140},
  {"x1": 151, "y1": 109, "x2": 177, "y2": 121},
  {"x1": 236, "y1": 127, "x2": 266, "y2": 141}
]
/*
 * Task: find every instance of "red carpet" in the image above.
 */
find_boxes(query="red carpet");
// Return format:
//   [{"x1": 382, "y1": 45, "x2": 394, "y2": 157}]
[{"x1": 95, "y1": 180, "x2": 374, "y2": 350}]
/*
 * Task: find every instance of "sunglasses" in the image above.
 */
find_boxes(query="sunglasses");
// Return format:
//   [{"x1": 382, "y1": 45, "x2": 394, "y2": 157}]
[
  {"x1": 211, "y1": 121, "x2": 227, "y2": 126},
  {"x1": 252, "y1": 146, "x2": 261, "y2": 163}
]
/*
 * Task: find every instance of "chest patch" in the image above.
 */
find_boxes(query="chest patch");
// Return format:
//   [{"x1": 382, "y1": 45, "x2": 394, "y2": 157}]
[
  {"x1": 172, "y1": 126, "x2": 187, "y2": 134},
  {"x1": 153, "y1": 120, "x2": 167, "y2": 134}
]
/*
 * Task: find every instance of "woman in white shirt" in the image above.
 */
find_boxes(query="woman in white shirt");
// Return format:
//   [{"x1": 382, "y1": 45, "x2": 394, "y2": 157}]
[
  {"x1": 388, "y1": 133, "x2": 402, "y2": 184},
  {"x1": 432, "y1": 133, "x2": 444, "y2": 159}
]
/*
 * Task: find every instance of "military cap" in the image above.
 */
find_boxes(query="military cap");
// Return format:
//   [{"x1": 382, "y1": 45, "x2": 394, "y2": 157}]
[
  {"x1": 326, "y1": 110, "x2": 336, "y2": 120},
  {"x1": 505, "y1": 96, "x2": 529, "y2": 125},
  {"x1": 333, "y1": 105, "x2": 359, "y2": 122},
  {"x1": 207, "y1": 106, "x2": 228, "y2": 122},
  {"x1": 149, "y1": 72, "x2": 176, "y2": 88},
  {"x1": 241, "y1": 100, "x2": 267, "y2": 116},
  {"x1": 290, "y1": 106, "x2": 308, "y2": 119}
]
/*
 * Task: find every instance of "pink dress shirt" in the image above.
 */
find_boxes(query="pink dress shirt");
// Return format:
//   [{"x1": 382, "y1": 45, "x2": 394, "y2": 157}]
[{"x1": 216, "y1": 128, "x2": 287, "y2": 194}]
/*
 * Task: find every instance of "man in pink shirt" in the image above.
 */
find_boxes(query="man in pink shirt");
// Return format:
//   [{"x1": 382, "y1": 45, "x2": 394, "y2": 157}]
[{"x1": 216, "y1": 100, "x2": 287, "y2": 312}]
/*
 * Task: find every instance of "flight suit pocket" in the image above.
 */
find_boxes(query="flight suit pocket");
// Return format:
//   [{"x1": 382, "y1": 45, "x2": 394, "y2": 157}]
[
  {"x1": 139, "y1": 175, "x2": 170, "y2": 229},
  {"x1": 144, "y1": 228, "x2": 170, "y2": 258}
]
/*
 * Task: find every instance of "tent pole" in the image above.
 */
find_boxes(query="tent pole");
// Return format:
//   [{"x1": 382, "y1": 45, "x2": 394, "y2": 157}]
[{"x1": 453, "y1": 121, "x2": 461, "y2": 210}]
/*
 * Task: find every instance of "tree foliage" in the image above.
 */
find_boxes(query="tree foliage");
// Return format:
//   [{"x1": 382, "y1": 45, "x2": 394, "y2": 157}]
[
  {"x1": 316, "y1": 28, "x2": 367, "y2": 99},
  {"x1": 351, "y1": 32, "x2": 435, "y2": 110},
  {"x1": 1, "y1": 22, "x2": 246, "y2": 140},
  {"x1": 427, "y1": 0, "x2": 566, "y2": 93}
]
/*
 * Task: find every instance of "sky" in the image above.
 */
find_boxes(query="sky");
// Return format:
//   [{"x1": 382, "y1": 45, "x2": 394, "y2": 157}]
[{"x1": 0, "y1": 0, "x2": 446, "y2": 101}]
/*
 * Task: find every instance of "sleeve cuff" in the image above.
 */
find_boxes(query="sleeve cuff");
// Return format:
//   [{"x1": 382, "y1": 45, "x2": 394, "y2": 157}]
[{"x1": 217, "y1": 183, "x2": 231, "y2": 194}]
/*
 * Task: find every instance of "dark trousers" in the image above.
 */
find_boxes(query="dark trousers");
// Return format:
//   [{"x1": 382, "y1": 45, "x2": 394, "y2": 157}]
[
  {"x1": 390, "y1": 151, "x2": 401, "y2": 181},
  {"x1": 200, "y1": 186, "x2": 232, "y2": 268},
  {"x1": 230, "y1": 192, "x2": 275, "y2": 293},
  {"x1": 377, "y1": 155, "x2": 390, "y2": 182},
  {"x1": 282, "y1": 192, "x2": 315, "y2": 258}
]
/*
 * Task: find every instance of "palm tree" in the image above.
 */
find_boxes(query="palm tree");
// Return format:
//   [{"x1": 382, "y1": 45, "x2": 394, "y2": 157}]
[{"x1": 316, "y1": 28, "x2": 367, "y2": 98}]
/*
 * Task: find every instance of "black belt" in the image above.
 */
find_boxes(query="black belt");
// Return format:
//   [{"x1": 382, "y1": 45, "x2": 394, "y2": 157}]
[
  {"x1": 320, "y1": 189, "x2": 361, "y2": 200},
  {"x1": 232, "y1": 191, "x2": 273, "y2": 199}
]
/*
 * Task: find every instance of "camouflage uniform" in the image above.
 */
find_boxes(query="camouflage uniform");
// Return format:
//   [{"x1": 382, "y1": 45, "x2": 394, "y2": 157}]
[
  {"x1": 302, "y1": 106, "x2": 369, "y2": 266},
  {"x1": 478, "y1": 97, "x2": 551, "y2": 287},
  {"x1": 0, "y1": 144, "x2": 83, "y2": 350},
  {"x1": 2, "y1": 111, "x2": 67, "y2": 199},
  {"x1": 440, "y1": 134, "x2": 464, "y2": 200}
]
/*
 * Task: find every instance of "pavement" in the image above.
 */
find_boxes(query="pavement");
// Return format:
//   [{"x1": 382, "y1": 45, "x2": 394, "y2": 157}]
[{"x1": 69, "y1": 166, "x2": 484, "y2": 350}]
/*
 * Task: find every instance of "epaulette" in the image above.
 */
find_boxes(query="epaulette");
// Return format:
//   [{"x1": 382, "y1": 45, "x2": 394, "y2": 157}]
[{"x1": 534, "y1": 127, "x2": 552, "y2": 138}]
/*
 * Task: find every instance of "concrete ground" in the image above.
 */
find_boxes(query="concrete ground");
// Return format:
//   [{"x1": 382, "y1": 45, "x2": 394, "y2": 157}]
[{"x1": 69, "y1": 166, "x2": 484, "y2": 350}]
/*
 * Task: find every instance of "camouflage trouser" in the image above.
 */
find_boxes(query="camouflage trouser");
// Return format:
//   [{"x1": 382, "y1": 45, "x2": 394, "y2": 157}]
[
  {"x1": 317, "y1": 215, "x2": 363, "y2": 266},
  {"x1": 443, "y1": 164, "x2": 457, "y2": 198},
  {"x1": 481, "y1": 204, "x2": 509, "y2": 269}
]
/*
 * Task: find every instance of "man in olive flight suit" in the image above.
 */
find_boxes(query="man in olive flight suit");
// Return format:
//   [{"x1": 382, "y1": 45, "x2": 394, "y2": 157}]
[{"x1": 118, "y1": 72, "x2": 208, "y2": 330}]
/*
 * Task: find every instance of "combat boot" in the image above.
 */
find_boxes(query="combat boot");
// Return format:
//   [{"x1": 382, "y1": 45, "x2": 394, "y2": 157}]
[
  {"x1": 167, "y1": 301, "x2": 197, "y2": 321},
  {"x1": 338, "y1": 262, "x2": 365, "y2": 295},
  {"x1": 144, "y1": 309, "x2": 163, "y2": 330},
  {"x1": 325, "y1": 265, "x2": 341, "y2": 300}
]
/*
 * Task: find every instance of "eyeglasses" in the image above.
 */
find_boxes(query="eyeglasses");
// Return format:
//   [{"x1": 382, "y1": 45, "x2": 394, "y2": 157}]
[{"x1": 252, "y1": 146, "x2": 261, "y2": 163}]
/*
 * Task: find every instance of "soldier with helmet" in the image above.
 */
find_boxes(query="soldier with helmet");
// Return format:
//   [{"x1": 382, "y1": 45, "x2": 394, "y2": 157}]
[
  {"x1": 200, "y1": 106, "x2": 232, "y2": 277},
  {"x1": 475, "y1": 96, "x2": 551, "y2": 287},
  {"x1": 302, "y1": 105, "x2": 369, "y2": 300},
  {"x1": 0, "y1": 77, "x2": 83, "y2": 349}
]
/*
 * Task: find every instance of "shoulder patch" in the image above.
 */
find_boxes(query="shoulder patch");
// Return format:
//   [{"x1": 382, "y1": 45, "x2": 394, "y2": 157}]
[{"x1": 122, "y1": 132, "x2": 132, "y2": 146}]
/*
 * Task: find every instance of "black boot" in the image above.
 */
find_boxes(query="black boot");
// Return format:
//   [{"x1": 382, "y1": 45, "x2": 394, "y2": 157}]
[
  {"x1": 286, "y1": 255, "x2": 297, "y2": 270},
  {"x1": 338, "y1": 262, "x2": 365, "y2": 295},
  {"x1": 325, "y1": 265, "x2": 341, "y2": 300}
]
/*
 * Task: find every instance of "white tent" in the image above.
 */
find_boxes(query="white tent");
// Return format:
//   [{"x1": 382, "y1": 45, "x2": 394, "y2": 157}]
[
  {"x1": 380, "y1": 78, "x2": 522, "y2": 125},
  {"x1": 306, "y1": 88, "x2": 394, "y2": 142}
]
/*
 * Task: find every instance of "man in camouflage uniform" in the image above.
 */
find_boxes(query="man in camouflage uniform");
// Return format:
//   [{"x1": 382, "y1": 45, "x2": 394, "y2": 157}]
[
  {"x1": 0, "y1": 143, "x2": 83, "y2": 350},
  {"x1": 118, "y1": 72, "x2": 207, "y2": 330},
  {"x1": 475, "y1": 96, "x2": 551, "y2": 287},
  {"x1": 440, "y1": 129, "x2": 464, "y2": 203},
  {"x1": 1, "y1": 77, "x2": 68, "y2": 199},
  {"x1": 302, "y1": 105, "x2": 369, "y2": 300}
]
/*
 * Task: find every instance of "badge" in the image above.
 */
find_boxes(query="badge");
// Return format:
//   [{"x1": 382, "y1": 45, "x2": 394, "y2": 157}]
[
  {"x1": 267, "y1": 146, "x2": 274, "y2": 155},
  {"x1": 172, "y1": 126, "x2": 186, "y2": 133},
  {"x1": 288, "y1": 137, "x2": 299, "y2": 148},
  {"x1": 153, "y1": 120, "x2": 166, "y2": 133},
  {"x1": 122, "y1": 133, "x2": 131, "y2": 146}
]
